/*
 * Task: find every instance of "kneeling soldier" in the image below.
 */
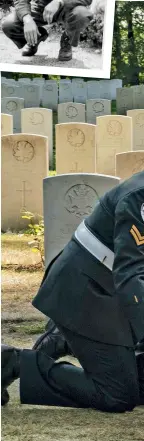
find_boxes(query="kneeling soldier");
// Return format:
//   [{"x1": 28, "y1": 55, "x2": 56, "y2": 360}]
[
  {"x1": 2, "y1": 0, "x2": 93, "y2": 60},
  {"x1": 1, "y1": 171, "x2": 144, "y2": 411}
]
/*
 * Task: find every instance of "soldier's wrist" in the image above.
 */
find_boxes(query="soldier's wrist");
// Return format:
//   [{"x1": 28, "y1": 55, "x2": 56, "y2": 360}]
[{"x1": 23, "y1": 14, "x2": 33, "y2": 24}]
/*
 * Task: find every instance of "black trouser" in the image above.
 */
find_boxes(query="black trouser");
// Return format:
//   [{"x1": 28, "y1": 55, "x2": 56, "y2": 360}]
[
  {"x1": 20, "y1": 326, "x2": 139, "y2": 412},
  {"x1": 2, "y1": 5, "x2": 92, "y2": 49}
]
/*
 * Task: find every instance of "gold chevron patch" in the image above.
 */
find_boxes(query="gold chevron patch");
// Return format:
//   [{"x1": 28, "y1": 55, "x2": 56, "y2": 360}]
[{"x1": 130, "y1": 224, "x2": 144, "y2": 246}]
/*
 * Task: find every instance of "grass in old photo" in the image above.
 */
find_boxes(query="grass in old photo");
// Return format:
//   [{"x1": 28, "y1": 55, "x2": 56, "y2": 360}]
[{"x1": 1, "y1": 234, "x2": 144, "y2": 441}]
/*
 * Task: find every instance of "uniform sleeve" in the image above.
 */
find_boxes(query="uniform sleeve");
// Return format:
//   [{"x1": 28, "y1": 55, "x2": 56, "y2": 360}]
[
  {"x1": 113, "y1": 191, "x2": 144, "y2": 307},
  {"x1": 63, "y1": 0, "x2": 92, "y2": 9},
  {"x1": 13, "y1": 0, "x2": 31, "y2": 21}
]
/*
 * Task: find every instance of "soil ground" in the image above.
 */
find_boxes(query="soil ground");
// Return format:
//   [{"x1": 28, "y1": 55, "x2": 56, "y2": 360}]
[
  {"x1": 0, "y1": 29, "x2": 102, "y2": 69},
  {"x1": 1, "y1": 234, "x2": 144, "y2": 441}
]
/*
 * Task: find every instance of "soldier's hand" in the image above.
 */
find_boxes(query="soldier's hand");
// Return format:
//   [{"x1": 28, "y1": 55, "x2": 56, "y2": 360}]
[
  {"x1": 23, "y1": 15, "x2": 41, "y2": 46},
  {"x1": 43, "y1": 0, "x2": 61, "y2": 24}
]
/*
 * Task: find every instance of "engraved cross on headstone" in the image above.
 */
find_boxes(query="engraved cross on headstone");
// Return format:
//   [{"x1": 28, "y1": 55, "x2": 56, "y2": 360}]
[
  {"x1": 70, "y1": 162, "x2": 83, "y2": 173},
  {"x1": 17, "y1": 180, "x2": 32, "y2": 210}
]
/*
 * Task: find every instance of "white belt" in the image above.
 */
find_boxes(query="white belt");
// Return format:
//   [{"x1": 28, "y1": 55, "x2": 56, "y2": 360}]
[{"x1": 74, "y1": 221, "x2": 114, "y2": 271}]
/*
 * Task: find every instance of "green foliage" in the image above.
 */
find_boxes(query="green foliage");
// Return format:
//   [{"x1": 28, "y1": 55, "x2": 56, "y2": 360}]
[
  {"x1": 80, "y1": 7, "x2": 104, "y2": 48},
  {"x1": 111, "y1": 1, "x2": 144, "y2": 85},
  {"x1": 21, "y1": 211, "x2": 44, "y2": 267}
]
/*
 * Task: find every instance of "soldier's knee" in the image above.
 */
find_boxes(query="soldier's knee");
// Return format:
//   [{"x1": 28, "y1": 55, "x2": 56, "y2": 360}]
[
  {"x1": 72, "y1": 5, "x2": 93, "y2": 25},
  {"x1": 2, "y1": 12, "x2": 17, "y2": 36}
]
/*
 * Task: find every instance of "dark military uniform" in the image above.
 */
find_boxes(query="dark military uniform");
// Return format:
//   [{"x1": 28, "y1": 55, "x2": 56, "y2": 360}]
[
  {"x1": 2, "y1": 0, "x2": 92, "y2": 50},
  {"x1": 19, "y1": 172, "x2": 144, "y2": 411}
]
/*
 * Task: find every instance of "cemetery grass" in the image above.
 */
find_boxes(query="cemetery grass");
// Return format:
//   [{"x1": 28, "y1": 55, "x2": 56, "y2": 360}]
[{"x1": 1, "y1": 234, "x2": 144, "y2": 441}]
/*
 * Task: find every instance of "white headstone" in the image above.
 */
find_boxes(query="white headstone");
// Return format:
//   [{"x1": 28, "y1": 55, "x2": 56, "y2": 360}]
[
  {"x1": 41, "y1": 80, "x2": 58, "y2": 111},
  {"x1": 20, "y1": 83, "x2": 41, "y2": 107},
  {"x1": 116, "y1": 87, "x2": 133, "y2": 114},
  {"x1": 1, "y1": 82, "x2": 21, "y2": 98},
  {"x1": 87, "y1": 81, "x2": 101, "y2": 99},
  {"x1": 1, "y1": 113, "x2": 13, "y2": 136},
  {"x1": 86, "y1": 99, "x2": 111, "y2": 124},
  {"x1": 96, "y1": 115, "x2": 133, "y2": 175},
  {"x1": 115, "y1": 151, "x2": 144, "y2": 179},
  {"x1": 127, "y1": 109, "x2": 144, "y2": 151},
  {"x1": 58, "y1": 102, "x2": 85, "y2": 123},
  {"x1": 56, "y1": 123, "x2": 96, "y2": 174},
  {"x1": 1, "y1": 97, "x2": 25, "y2": 132},
  {"x1": 21, "y1": 108, "x2": 53, "y2": 167},
  {"x1": 59, "y1": 80, "x2": 73, "y2": 103},
  {"x1": 1, "y1": 134, "x2": 49, "y2": 232},
  {"x1": 132, "y1": 85, "x2": 144, "y2": 109},
  {"x1": 43, "y1": 173, "x2": 120, "y2": 269},
  {"x1": 72, "y1": 78, "x2": 87, "y2": 104}
]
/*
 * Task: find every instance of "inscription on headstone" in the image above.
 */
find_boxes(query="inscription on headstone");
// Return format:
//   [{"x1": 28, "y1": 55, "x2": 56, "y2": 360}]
[
  {"x1": 86, "y1": 99, "x2": 111, "y2": 124},
  {"x1": 20, "y1": 83, "x2": 40, "y2": 107},
  {"x1": 58, "y1": 102, "x2": 85, "y2": 123},
  {"x1": 43, "y1": 174, "x2": 120, "y2": 268},
  {"x1": 1, "y1": 83, "x2": 21, "y2": 99},
  {"x1": 116, "y1": 87, "x2": 133, "y2": 115},
  {"x1": 72, "y1": 78, "x2": 87, "y2": 104},
  {"x1": 56, "y1": 123, "x2": 96, "y2": 174},
  {"x1": 21, "y1": 108, "x2": 53, "y2": 166},
  {"x1": 1, "y1": 134, "x2": 49, "y2": 231},
  {"x1": 115, "y1": 151, "x2": 144, "y2": 179},
  {"x1": 96, "y1": 115, "x2": 133, "y2": 175},
  {"x1": 59, "y1": 80, "x2": 73, "y2": 103},
  {"x1": 41, "y1": 80, "x2": 58, "y2": 110},
  {"x1": 127, "y1": 110, "x2": 144, "y2": 151},
  {"x1": 87, "y1": 81, "x2": 101, "y2": 99},
  {"x1": 1, "y1": 97, "x2": 25, "y2": 132}
]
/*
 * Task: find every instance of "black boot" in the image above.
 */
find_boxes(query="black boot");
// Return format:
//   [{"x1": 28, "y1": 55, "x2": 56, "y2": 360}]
[
  {"x1": 58, "y1": 31, "x2": 72, "y2": 61},
  {"x1": 33, "y1": 318, "x2": 74, "y2": 360},
  {"x1": 22, "y1": 27, "x2": 48, "y2": 56},
  {"x1": 1, "y1": 344, "x2": 21, "y2": 406}
]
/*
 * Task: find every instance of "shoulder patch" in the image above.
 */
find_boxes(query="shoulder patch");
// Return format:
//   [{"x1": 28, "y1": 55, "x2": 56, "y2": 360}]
[
  {"x1": 141, "y1": 203, "x2": 144, "y2": 222},
  {"x1": 130, "y1": 224, "x2": 144, "y2": 246}
]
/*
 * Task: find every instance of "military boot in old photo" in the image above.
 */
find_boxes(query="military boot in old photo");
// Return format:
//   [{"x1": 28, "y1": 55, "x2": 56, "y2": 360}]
[
  {"x1": 58, "y1": 31, "x2": 72, "y2": 61},
  {"x1": 22, "y1": 27, "x2": 48, "y2": 56}
]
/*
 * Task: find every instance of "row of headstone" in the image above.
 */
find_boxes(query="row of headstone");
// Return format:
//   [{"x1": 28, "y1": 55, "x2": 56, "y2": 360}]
[
  {"x1": 1, "y1": 98, "x2": 111, "y2": 129},
  {"x1": 2, "y1": 141, "x2": 144, "y2": 246},
  {"x1": 116, "y1": 85, "x2": 144, "y2": 115},
  {"x1": 1, "y1": 78, "x2": 123, "y2": 109},
  {"x1": 1, "y1": 111, "x2": 144, "y2": 173}
]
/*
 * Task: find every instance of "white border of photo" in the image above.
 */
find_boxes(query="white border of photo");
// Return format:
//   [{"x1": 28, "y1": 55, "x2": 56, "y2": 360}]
[{"x1": 0, "y1": 0, "x2": 115, "y2": 78}]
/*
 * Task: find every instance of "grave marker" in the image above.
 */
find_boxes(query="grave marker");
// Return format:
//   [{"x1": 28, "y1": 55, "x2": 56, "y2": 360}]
[
  {"x1": 1, "y1": 113, "x2": 13, "y2": 136},
  {"x1": 115, "y1": 151, "x2": 144, "y2": 179},
  {"x1": 116, "y1": 87, "x2": 133, "y2": 115},
  {"x1": 21, "y1": 108, "x2": 53, "y2": 166},
  {"x1": 41, "y1": 80, "x2": 58, "y2": 110},
  {"x1": 1, "y1": 134, "x2": 49, "y2": 231},
  {"x1": 56, "y1": 123, "x2": 96, "y2": 174},
  {"x1": 96, "y1": 115, "x2": 133, "y2": 175},
  {"x1": 127, "y1": 109, "x2": 144, "y2": 151},
  {"x1": 1, "y1": 97, "x2": 24, "y2": 132},
  {"x1": 59, "y1": 80, "x2": 73, "y2": 103},
  {"x1": 58, "y1": 102, "x2": 85, "y2": 123},
  {"x1": 43, "y1": 173, "x2": 120, "y2": 269},
  {"x1": 86, "y1": 99, "x2": 111, "y2": 124}
]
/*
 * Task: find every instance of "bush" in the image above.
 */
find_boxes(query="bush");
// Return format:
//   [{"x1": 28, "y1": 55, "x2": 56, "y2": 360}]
[{"x1": 80, "y1": 7, "x2": 105, "y2": 48}]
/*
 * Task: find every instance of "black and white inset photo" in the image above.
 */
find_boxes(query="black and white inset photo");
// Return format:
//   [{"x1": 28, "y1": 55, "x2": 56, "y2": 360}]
[{"x1": 0, "y1": 0, "x2": 115, "y2": 77}]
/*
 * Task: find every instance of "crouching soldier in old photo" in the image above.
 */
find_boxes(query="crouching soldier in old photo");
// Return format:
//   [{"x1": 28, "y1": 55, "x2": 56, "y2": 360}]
[{"x1": 1, "y1": 0, "x2": 93, "y2": 60}]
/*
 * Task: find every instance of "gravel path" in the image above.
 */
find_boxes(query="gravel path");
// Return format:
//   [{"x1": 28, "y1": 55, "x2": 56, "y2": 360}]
[{"x1": 0, "y1": 30, "x2": 102, "y2": 69}]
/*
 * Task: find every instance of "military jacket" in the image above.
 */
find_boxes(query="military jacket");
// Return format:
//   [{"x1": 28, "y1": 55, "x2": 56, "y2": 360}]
[
  {"x1": 13, "y1": 0, "x2": 92, "y2": 21},
  {"x1": 33, "y1": 172, "x2": 144, "y2": 347}
]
